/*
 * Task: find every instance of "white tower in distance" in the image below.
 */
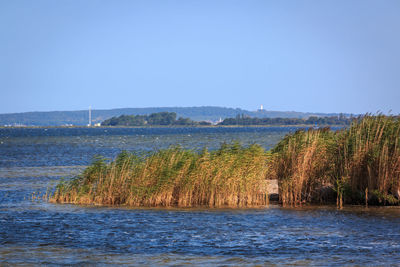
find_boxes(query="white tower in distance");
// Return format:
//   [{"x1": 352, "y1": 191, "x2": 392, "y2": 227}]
[
  {"x1": 260, "y1": 104, "x2": 263, "y2": 110},
  {"x1": 88, "y1": 106, "x2": 92, "y2": 127}
]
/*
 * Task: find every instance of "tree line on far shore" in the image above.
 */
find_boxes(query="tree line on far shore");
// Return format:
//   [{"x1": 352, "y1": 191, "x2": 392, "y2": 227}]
[
  {"x1": 218, "y1": 114, "x2": 352, "y2": 126},
  {"x1": 102, "y1": 111, "x2": 353, "y2": 126},
  {"x1": 101, "y1": 112, "x2": 212, "y2": 126}
]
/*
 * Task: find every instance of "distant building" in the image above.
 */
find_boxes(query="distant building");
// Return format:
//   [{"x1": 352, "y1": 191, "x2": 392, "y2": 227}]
[
  {"x1": 257, "y1": 105, "x2": 265, "y2": 112},
  {"x1": 211, "y1": 118, "x2": 223, "y2": 125}
]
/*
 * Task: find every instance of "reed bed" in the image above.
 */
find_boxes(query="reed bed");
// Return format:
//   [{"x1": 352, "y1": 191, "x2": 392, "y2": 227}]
[
  {"x1": 50, "y1": 143, "x2": 270, "y2": 208},
  {"x1": 270, "y1": 115, "x2": 400, "y2": 207},
  {"x1": 51, "y1": 115, "x2": 400, "y2": 208}
]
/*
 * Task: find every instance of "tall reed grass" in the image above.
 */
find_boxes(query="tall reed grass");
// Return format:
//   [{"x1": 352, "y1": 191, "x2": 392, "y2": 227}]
[
  {"x1": 270, "y1": 115, "x2": 400, "y2": 207},
  {"x1": 51, "y1": 115, "x2": 400, "y2": 208},
  {"x1": 269, "y1": 127, "x2": 337, "y2": 206},
  {"x1": 50, "y1": 143, "x2": 270, "y2": 208}
]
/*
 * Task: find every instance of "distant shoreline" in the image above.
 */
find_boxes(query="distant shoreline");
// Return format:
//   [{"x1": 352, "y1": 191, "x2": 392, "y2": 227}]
[{"x1": 0, "y1": 124, "x2": 347, "y2": 129}]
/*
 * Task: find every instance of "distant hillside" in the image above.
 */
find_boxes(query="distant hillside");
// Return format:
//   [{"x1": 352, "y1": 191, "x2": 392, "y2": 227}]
[{"x1": 0, "y1": 106, "x2": 349, "y2": 126}]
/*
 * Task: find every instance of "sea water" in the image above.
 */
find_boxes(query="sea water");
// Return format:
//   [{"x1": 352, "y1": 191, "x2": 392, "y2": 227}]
[{"x1": 1, "y1": 127, "x2": 399, "y2": 266}]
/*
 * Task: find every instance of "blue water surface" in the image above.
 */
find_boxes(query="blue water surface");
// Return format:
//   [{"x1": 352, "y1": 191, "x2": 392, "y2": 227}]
[{"x1": 0, "y1": 127, "x2": 399, "y2": 266}]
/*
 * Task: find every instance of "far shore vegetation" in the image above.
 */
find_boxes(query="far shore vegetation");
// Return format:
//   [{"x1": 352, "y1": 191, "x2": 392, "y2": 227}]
[
  {"x1": 101, "y1": 112, "x2": 212, "y2": 126},
  {"x1": 51, "y1": 115, "x2": 400, "y2": 208},
  {"x1": 219, "y1": 114, "x2": 352, "y2": 126},
  {"x1": 101, "y1": 111, "x2": 352, "y2": 127}
]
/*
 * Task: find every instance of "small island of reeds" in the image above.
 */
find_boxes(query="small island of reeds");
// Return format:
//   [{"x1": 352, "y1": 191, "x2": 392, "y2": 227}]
[{"x1": 51, "y1": 115, "x2": 400, "y2": 208}]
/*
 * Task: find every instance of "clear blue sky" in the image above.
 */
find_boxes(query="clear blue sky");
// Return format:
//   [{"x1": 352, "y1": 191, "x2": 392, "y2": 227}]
[{"x1": 1, "y1": 0, "x2": 399, "y2": 114}]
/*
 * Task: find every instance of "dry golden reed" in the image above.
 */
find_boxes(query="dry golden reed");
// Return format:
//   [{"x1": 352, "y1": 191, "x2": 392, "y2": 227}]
[
  {"x1": 50, "y1": 143, "x2": 270, "y2": 208},
  {"x1": 270, "y1": 115, "x2": 400, "y2": 207},
  {"x1": 51, "y1": 115, "x2": 400, "y2": 208}
]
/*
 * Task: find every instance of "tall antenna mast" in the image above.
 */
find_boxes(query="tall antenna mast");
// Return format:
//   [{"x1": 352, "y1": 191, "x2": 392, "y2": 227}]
[{"x1": 88, "y1": 106, "x2": 92, "y2": 126}]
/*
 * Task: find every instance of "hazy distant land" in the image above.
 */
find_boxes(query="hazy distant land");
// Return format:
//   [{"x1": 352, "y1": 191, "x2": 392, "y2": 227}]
[{"x1": 0, "y1": 106, "x2": 351, "y2": 126}]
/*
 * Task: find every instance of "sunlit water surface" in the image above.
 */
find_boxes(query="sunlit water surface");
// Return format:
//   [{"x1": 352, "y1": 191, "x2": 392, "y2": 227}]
[{"x1": 1, "y1": 127, "x2": 399, "y2": 266}]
